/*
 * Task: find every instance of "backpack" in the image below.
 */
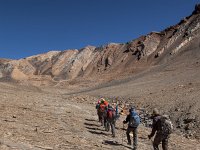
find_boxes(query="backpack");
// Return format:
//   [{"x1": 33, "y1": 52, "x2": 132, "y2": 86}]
[
  {"x1": 104, "y1": 101, "x2": 109, "y2": 107},
  {"x1": 99, "y1": 104, "x2": 106, "y2": 112},
  {"x1": 160, "y1": 116, "x2": 173, "y2": 136},
  {"x1": 107, "y1": 108, "x2": 115, "y2": 119},
  {"x1": 129, "y1": 111, "x2": 140, "y2": 127}
]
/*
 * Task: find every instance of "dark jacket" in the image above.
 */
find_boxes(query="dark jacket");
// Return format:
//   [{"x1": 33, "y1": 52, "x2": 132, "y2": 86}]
[
  {"x1": 149, "y1": 115, "x2": 162, "y2": 137},
  {"x1": 124, "y1": 114, "x2": 131, "y2": 124}
]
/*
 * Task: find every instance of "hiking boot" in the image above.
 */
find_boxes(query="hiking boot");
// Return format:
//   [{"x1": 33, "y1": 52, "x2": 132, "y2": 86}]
[
  {"x1": 112, "y1": 134, "x2": 115, "y2": 138},
  {"x1": 127, "y1": 142, "x2": 131, "y2": 145}
]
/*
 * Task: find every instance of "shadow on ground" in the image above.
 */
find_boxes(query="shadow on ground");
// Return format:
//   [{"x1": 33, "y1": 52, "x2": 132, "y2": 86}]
[
  {"x1": 85, "y1": 118, "x2": 110, "y2": 136},
  {"x1": 85, "y1": 118, "x2": 96, "y2": 122},
  {"x1": 85, "y1": 126, "x2": 105, "y2": 131},
  {"x1": 103, "y1": 140, "x2": 132, "y2": 149},
  {"x1": 88, "y1": 130, "x2": 109, "y2": 136},
  {"x1": 84, "y1": 122, "x2": 101, "y2": 127}
]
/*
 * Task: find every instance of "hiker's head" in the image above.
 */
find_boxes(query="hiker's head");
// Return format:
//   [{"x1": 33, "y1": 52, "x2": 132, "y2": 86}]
[
  {"x1": 152, "y1": 108, "x2": 159, "y2": 116},
  {"x1": 100, "y1": 98, "x2": 105, "y2": 103},
  {"x1": 129, "y1": 106, "x2": 135, "y2": 112}
]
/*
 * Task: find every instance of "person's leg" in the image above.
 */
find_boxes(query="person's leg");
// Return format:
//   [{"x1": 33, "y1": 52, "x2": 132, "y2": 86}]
[
  {"x1": 153, "y1": 134, "x2": 162, "y2": 150},
  {"x1": 99, "y1": 112, "x2": 103, "y2": 125},
  {"x1": 162, "y1": 137, "x2": 169, "y2": 150},
  {"x1": 126, "y1": 127, "x2": 131, "y2": 145},
  {"x1": 105, "y1": 119, "x2": 109, "y2": 131},
  {"x1": 103, "y1": 112, "x2": 107, "y2": 128},
  {"x1": 97, "y1": 110, "x2": 99, "y2": 121},
  {"x1": 113, "y1": 118, "x2": 116, "y2": 127},
  {"x1": 133, "y1": 127, "x2": 138, "y2": 150},
  {"x1": 98, "y1": 111, "x2": 101, "y2": 122},
  {"x1": 110, "y1": 121, "x2": 115, "y2": 137}
]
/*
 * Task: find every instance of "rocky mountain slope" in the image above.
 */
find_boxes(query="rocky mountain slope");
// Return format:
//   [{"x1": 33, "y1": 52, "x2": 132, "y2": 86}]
[{"x1": 1, "y1": 5, "x2": 200, "y2": 87}]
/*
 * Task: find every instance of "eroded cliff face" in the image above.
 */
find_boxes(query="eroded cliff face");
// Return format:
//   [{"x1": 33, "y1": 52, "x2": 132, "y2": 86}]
[{"x1": 1, "y1": 5, "x2": 200, "y2": 86}]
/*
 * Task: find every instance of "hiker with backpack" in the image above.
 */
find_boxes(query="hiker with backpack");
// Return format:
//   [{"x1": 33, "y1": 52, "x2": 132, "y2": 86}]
[
  {"x1": 123, "y1": 107, "x2": 140, "y2": 150},
  {"x1": 114, "y1": 102, "x2": 120, "y2": 120},
  {"x1": 97, "y1": 98, "x2": 109, "y2": 126},
  {"x1": 96, "y1": 100, "x2": 101, "y2": 122},
  {"x1": 148, "y1": 108, "x2": 173, "y2": 150},
  {"x1": 105, "y1": 104, "x2": 116, "y2": 137}
]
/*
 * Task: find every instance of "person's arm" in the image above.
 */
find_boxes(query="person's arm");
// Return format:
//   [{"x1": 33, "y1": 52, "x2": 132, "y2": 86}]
[
  {"x1": 123, "y1": 115, "x2": 130, "y2": 124},
  {"x1": 149, "y1": 126, "x2": 156, "y2": 138},
  {"x1": 148, "y1": 118, "x2": 158, "y2": 139},
  {"x1": 96, "y1": 104, "x2": 99, "y2": 109}
]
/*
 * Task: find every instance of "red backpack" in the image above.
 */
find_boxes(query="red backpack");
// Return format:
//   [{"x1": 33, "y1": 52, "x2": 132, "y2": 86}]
[
  {"x1": 107, "y1": 109, "x2": 115, "y2": 119},
  {"x1": 99, "y1": 104, "x2": 106, "y2": 112}
]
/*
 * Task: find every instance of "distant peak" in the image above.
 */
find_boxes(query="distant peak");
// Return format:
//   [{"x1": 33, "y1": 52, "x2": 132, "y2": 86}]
[{"x1": 84, "y1": 45, "x2": 96, "y2": 49}]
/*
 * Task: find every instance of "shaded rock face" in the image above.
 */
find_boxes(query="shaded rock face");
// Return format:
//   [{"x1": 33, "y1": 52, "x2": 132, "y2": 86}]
[
  {"x1": 0, "y1": 5, "x2": 200, "y2": 86},
  {"x1": 193, "y1": 4, "x2": 200, "y2": 14},
  {"x1": 126, "y1": 33, "x2": 161, "y2": 60}
]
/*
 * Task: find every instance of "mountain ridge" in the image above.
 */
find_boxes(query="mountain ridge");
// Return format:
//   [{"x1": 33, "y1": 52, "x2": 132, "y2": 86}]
[{"x1": 0, "y1": 4, "x2": 200, "y2": 87}]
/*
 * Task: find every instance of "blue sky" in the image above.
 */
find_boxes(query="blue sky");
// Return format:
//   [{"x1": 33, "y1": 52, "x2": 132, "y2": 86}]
[{"x1": 0, "y1": 0, "x2": 200, "y2": 59}]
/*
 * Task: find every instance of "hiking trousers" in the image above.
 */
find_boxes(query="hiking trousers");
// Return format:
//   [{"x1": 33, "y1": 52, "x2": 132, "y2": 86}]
[
  {"x1": 97, "y1": 110, "x2": 101, "y2": 122},
  {"x1": 126, "y1": 126, "x2": 137, "y2": 150},
  {"x1": 106, "y1": 119, "x2": 116, "y2": 137},
  {"x1": 153, "y1": 133, "x2": 169, "y2": 150},
  {"x1": 98, "y1": 111, "x2": 106, "y2": 126}
]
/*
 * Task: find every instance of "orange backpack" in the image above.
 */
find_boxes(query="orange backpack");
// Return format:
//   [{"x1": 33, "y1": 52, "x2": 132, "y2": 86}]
[
  {"x1": 104, "y1": 101, "x2": 109, "y2": 106},
  {"x1": 99, "y1": 104, "x2": 106, "y2": 112}
]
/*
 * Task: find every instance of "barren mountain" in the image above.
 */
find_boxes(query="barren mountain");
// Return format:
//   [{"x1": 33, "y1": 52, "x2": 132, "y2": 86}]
[
  {"x1": 0, "y1": 4, "x2": 200, "y2": 150},
  {"x1": 1, "y1": 5, "x2": 200, "y2": 87}
]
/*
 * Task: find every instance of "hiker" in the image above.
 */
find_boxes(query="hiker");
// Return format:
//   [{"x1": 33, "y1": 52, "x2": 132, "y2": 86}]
[
  {"x1": 148, "y1": 108, "x2": 173, "y2": 150},
  {"x1": 97, "y1": 98, "x2": 109, "y2": 126},
  {"x1": 105, "y1": 104, "x2": 116, "y2": 137},
  {"x1": 115, "y1": 102, "x2": 120, "y2": 120},
  {"x1": 113, "y1": 102, "x2": 120, "y2": 127},
  {"x1": 95, "y1": 100, "x2": 101, "y2": 121},
  {"x1": 102, "y1": 98, "x2": 109, "y2": 107},
  {"x1": 123, "y1": 107, "x2": 140, "y2": 150}
]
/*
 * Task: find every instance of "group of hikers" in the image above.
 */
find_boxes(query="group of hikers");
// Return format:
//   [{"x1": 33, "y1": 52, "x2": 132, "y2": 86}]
[
  {"x1": 95, "y1": 98, "x2": 173, "y2": 150},
  {"x1": 96, "y1": 98, "x2": 119, "y2": 137}
]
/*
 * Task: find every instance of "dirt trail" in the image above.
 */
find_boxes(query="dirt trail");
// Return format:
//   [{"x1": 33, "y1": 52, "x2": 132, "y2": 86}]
[{"x1": 0, "y1": 83, "x2": 199, "y2": 150}]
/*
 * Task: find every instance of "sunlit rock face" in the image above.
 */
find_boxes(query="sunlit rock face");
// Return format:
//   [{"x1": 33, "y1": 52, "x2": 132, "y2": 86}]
[{"x1": 0, "y1": 5, "x2": 200, "y2": 86}]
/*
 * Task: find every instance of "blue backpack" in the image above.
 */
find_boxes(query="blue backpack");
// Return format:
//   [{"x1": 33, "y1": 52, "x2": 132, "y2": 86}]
[{"x1": 129, "y1": 111, "x2": 140, "y2": 127}]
